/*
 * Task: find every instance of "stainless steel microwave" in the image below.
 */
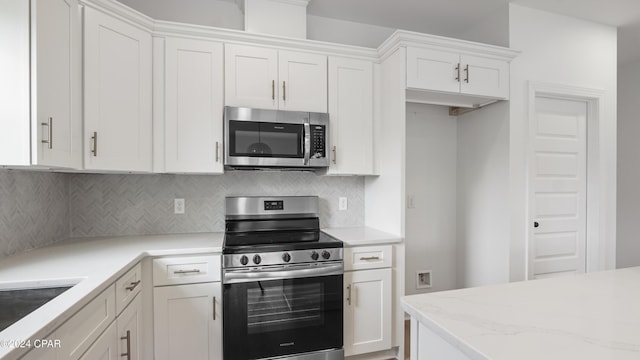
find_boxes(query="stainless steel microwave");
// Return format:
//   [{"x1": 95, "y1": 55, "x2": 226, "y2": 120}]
[{"x1": 224, "y1": 106, "x2": 329, "y2": 169}]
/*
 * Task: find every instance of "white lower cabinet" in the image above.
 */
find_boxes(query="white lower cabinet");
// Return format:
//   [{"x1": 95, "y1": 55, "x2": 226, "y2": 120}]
[
  {"x1": 343, "y1": 245, "x2": 393, "y2": 357},
  {"x1": 153, "y1": 282, "x2": 222, "y2": 360},
  {"x1": 117, "y1": 294, "x2": 143, "y2": 360},
  {"x1": 79, "y1": 321, "x2": 118, "y2": 360},
  {"x1": 57, "y1": 285, "x2": 116, "y2": 360}
]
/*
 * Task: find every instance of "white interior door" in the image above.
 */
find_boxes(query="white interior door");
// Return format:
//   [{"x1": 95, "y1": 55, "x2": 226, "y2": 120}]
[{"x1": 530, "y1": 96, "x2": 587, "y2": 279}]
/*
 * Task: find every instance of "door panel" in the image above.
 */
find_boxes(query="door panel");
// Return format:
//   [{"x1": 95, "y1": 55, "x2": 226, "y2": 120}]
[
  {"x1": 530, "y1": 97, "x2": 587, "y2": 279},
  {"x1": 278, "y1": 50, "x2": 327, "y2": 112},
  {"x1": 164, "y1": 38, "x2": 223, "y2": 173},
  {"x1": 406, "y1": 47, "x2": 460, "y2": 93},
  {"x1": 225, "y1": 44, "x2": 278, "y2": 109}
]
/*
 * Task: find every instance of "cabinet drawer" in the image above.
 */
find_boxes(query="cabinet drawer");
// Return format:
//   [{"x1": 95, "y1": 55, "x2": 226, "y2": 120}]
[
  {"x1": 344, "y1": 245, "x2": 392, "y2": 271},
  {"x1": 153, "y1": 255, "x2": 221, "y2": 286},
  {"x1": 56, "y1": 285, "x2": 116, "y2": 360},
  {"x1": 115, "y1": 262, "x2": 142, "y2": 315}
]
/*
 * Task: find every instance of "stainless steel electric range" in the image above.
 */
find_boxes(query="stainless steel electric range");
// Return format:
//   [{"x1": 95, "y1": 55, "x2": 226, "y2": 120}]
[{"x1": 222, "y1": 196, "x2": 344, "y2": 360}]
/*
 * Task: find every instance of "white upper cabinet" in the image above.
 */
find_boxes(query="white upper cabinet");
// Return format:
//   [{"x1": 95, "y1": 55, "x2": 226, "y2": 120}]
[
  {"x1": 0, "y1": 0, "x2": 82, "y2": 168},
  {"x1": 278, "y1": 50, "x2": 327, "y2": 112},
  {"x1": 83, "y1": 7, "x2": 152, "y2": 172},
  {"x1": 459, "y1": 54, "x2": 509, "y2": 98},
  {"x1": 327, "y1": 57, "x2": 374, "y2": 175},
  {"x1": 225, "y1": 44, "x2": 327, "y2": 112},
  {"x1": 161, "y1": 37, "x2": 224, "y2": 173},
  {"x1": 406, "y1": 46, "x2": 510, "y2": 102}
]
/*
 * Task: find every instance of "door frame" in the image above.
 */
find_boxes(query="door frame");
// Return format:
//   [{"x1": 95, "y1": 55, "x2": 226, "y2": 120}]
[{"x1": 526, "y1": 82, "x2": 606, "y2": 279}]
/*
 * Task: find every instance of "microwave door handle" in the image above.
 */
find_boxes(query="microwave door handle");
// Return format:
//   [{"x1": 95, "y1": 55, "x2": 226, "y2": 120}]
[{"x1": 303, "y1": 122, "x2": 311, "y2": 165}]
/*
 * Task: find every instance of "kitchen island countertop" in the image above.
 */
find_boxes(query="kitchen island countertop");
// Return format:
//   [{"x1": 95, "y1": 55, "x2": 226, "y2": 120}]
[{"x1": 401, "y1": 266, "x2": 640, "y2": 360}]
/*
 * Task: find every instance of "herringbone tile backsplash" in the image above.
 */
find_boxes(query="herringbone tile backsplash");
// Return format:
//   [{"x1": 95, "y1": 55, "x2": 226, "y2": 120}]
[
  {"x1": 1, "y1": 169, "x2": 364, "y2": 258},
  {"x1": 0, "y1": 169, "x2": 69, "y2": 258},
  {"x1": 68, "y1": 172, "x2": 364, "y2": 237}
]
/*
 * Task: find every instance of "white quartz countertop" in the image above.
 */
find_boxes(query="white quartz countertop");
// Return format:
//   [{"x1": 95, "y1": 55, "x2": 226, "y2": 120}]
[
  {"x1": 401, "y1": 267, "x2": 640, "y2": 360},
  {"x1": 0, "y1": 233, "x2": 223, "y2": 359},
  {"x1": 322, "y1": 227, "x2": 402, "y2": 246}
]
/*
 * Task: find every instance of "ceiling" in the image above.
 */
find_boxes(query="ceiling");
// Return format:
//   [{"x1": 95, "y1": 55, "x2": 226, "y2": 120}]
[{"x1": 306, "y1": 0, "x2": 640, "y2": 65}]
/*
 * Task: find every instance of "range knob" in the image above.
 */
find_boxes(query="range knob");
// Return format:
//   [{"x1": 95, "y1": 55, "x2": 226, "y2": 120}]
[
  {"x1": 240, "y1": 255, "x2": 249, "y2": 266},
  {"x1": 253, "y1": 254, "x2": 262, "y2": 265},
  {"x1": 311, "y1": 251, "x2": 319, "y2": 261},
  {"x1": 282, "y1": 253, "x2": 292, "y2": 262},
  {"x1": 322, "y1": 250, "x2": 331, "y2": 260}
]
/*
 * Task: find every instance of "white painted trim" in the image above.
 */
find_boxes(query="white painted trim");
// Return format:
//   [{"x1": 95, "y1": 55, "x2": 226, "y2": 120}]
[
  {"x1": 377, "y1": 30, "x2": 519, "y2": 63},
  {"x1": 526, "y1": 81, "x2": 608, "y2": 279}
]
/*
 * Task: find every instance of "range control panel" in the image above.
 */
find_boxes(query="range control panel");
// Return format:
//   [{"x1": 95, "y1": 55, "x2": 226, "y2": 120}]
[{"x1": 264, "y1": 200, "x2": 284, "y2": 211}]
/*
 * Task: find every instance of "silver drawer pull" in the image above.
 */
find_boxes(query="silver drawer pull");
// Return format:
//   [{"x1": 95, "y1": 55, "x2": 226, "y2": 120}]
[
  {"x1": 360, "y1": 256, "x2": 380, "y2": 261},
  {"x1": 174, "y1": 269, "x2": 201, "y2": 274},
  {"x1": 125, "y1": 280, "x2": 141, "y2": 291}
]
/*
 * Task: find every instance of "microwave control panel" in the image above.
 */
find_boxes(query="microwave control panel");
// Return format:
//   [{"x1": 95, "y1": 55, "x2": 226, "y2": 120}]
[{"x1": 311, "y1": 125, "x2": 326, "y2": 159}]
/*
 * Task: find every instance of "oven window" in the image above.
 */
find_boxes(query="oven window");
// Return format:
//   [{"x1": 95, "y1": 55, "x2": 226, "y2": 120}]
[
  {"x1": 223, "y1": 275, "x2": 343, "y2": 359},
  {"x1": 247, "y1": 282, "x2": 323, "y2": 334}
]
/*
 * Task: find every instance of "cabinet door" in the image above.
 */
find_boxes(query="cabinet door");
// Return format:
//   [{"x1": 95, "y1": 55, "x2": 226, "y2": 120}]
[
  {"x1": 164, "y1": 38, "x2": 224, "y2": 173},
  {"x1": 459, "y1": 55, "x2": 509, "y2": 99},
  {"x1": 278, "y1": 50, "x2": 327, "y2": 112},
  {"x1": 344, "y1": 268, "x2": 392, "y2": 356},
  {"x1": 20, "y1": 346, "x2": 56, "y2": 360},
  {"x1": 32, "y1": 0, "x2": 82, "y2": 168},
  {"x1": 406, "y1": 47, "x2": 460, "y2": 93},
  {"x1": 83, "y1": 7, "x2": 152, "y2": 172},
  {"x1": 153, "y1": 282, "x2": 222, "y2": 360},
  {"x1": 225, "y1": 44, "x2": 278, "y2": 109},
  {"x1": 327, "y1": 57, "x2": 374, "y2": 175},
  {"x1": 117, "y1": 294, "x2": 142, "y2": 360},
  {"x1": 79, "y1": 321, "x2": 118, "y2": 360}
]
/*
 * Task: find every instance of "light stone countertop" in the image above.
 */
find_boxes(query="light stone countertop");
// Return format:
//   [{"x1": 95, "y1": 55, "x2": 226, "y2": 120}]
[
  {"x1": 401, "y1": 266, "x2": 640, "y2": 360},
  {"x1": 0, "y1": 233, "x2": 223, "y2": 359},
  {"x1": 322, "y1": 227, "x2": 402, "y2": 246}
]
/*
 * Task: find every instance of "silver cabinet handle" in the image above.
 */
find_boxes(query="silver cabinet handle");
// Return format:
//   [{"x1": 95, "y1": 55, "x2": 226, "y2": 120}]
[
  {"x1": 125, "y1": 280, "x2": 141, "y2": 292},
  {"x1": 283, "y1": 81, "x2": 286, "y2": 101},
  {"x1": 41, "y1": 117, "x2": 53, "y2": 149},
  {"x1": 173, "y1": 269, "x2": 201, "y2": 274},
  {"x1": 91, "y1": 131, "x2": 98, "y2": 156},
  {"x1": 213, "y1": 296, "x2": 217, "y2": 320},
  {"x1": 464, "y1": 64, "x2": 469, "y2": 83},
  {"x1": 360, "y1": 256, "x2": 380, "y2": 261},
  {"x1": 272, "y1": 80, "x2": 275, "y2": 100},
  {"x1": 215, "y1": 141, "x2": 220, "y2": 162},
  {"x1": 332, "y1": 146, "x2": 337, "y2": 164},
  {"x1": 455, "y1": 63, "x2": 460, "y2": 82},
  {"x1": 346, "y1": 284, "x2": 352, "y2": 306},
  {"x1": 120, "y1": 330, "x2": 131, "y2": 360}
]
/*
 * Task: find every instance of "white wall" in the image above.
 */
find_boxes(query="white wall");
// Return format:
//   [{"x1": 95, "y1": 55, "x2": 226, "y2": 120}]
[
  {"x1": 617, "y1": 60, "x2": 640, "y2": 268},
  {"x1": 405, "y1": 103, "x2": 457, "y2": 294},
  {"x1": 456, "y1": 102, "x2": 510, "y2": 287},
  {"x1": 117, "y1": 0, "x2": 244, "y2": 29},
  {"x1": 307, "y1": 15, "x2": 394, "y2": 49},
  {"x1": 509, "y1": 4, "x2": 617, "y2": 280},
  {"x1": 453, "y1": 4, "x2": 509, "y2": 47}
]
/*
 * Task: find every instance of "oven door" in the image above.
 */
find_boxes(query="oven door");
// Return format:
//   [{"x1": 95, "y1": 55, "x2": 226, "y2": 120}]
[{"x1": 223, "y1": 266, "x2": 343, "y2": 359}]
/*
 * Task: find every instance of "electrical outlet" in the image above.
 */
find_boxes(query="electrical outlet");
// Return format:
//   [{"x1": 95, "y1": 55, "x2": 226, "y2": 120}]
[
  {"x1": 416, "y1": 270, "x2": 432, "y2": 289},
  {"x1": 407, "y1": 195, "x2": 416, "y2": 209},
  {"x1": 338, "y1": 197, "x2": 348, "y2": 211},
  {"x1": 174, "y1": 198, "x2": 185, "y2": 214}
]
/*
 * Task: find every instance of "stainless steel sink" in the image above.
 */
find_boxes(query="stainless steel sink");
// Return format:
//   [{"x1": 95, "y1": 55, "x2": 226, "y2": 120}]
[{"x1": 0, "y1": 286, "x2": 73, "y2": 332}]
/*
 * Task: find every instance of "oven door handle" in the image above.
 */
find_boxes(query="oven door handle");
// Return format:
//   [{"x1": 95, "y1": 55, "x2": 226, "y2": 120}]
[{"x1": 223, "y1": 262, "x2": 343, "y2": 284}]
